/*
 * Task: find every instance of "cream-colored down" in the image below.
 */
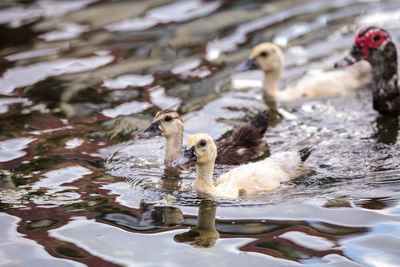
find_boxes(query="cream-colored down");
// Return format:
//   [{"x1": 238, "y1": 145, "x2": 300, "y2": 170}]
[
  {"x1": 250, "y1": 43, "x2": 371, "y2": 101},
  {"x1": 154, "y1": 111, "x2": 184, "y2": 167},
  {"x1": 187, "y1": 133, "x2": 309, "y2": 198}
]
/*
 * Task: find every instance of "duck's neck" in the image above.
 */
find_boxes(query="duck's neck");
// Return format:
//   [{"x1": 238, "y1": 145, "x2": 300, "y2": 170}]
[
  {"x1": 194, "y1": 162, "x2": 216, "y2": 194},
  {"x1": 369, "y1": 41, "x2": 400, "y2": 115},
  {"x1": 262, "y1": 70, "x2": 281, "y2": 98},
  {"x1": 164, "y1": 133, "x2": 183, "y2": 167}
]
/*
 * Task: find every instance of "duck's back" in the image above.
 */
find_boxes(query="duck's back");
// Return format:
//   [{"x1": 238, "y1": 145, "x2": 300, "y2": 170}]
[
  {"x1": 215, "y1": 151, "x2": 306, "y2": 197},
  {"x1": 216, "y1": 113, "x2": 269, "y2": 165},
  {"x1": 281, "y1": 61, "x2": 371, "y2": 101}
]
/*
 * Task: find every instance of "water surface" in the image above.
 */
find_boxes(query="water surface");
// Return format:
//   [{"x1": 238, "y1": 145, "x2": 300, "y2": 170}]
[{"x1": 1, "y1": 0, "x2": 400, "y2": 266}]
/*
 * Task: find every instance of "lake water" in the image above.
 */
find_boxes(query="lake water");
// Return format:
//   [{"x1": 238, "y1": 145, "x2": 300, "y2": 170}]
[{"x1": 1, "y1": 0, "x2": 400, "y2": 266}]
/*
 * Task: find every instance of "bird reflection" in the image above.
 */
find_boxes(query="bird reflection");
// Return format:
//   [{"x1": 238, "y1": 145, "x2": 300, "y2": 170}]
[
  {"x1": 140, "y1": 202, "x2": 184, "y2": 227},
  {"x1": 160, "y1": 167, "x2": 182, "y2": 193},
  {"x1": 373, "y1": 115, "x2": 399, "y2": 145},
  {"x1": 0, "y1": 175, "x2": 16, "y2": 189},
  {"x1": 100, "y1": 202, "x2": 184, "y2": 231},
  {"x1": 262, "y1": 94, "x2": 283, "y2": 127},
  {"x1": 174, "y1": 199, "x2": 219, "y2": 248},
  {"x1": 358, "y1": 197, "x2": 392, "y2": 210}
]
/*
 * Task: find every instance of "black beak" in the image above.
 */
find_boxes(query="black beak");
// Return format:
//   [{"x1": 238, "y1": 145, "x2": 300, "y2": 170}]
[
  {"x1": 334, "y1": 45, "x2": 363, "y2": 68},
  {"x1": 234, "y1": 57, "x2": 259, "y2": 73},
  {"x1": 172, "y1": 146, "x2": 197, "y2": 167},
  {"x1": 137, "y1": 120, "x2": 162, "y2": 139}
]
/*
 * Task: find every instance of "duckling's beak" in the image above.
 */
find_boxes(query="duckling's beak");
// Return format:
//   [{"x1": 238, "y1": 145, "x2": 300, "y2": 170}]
[
  {"x1": 137, "y1": 120, "x2": 162, "y2": 139},
  {"x1": 334, "y1": 45, "x2": 363, "y2": 68},
  {"x1": 234, "y1": 57, "x2": 259, "y2": 73},
  {"x1": 172, "y1": 146, "x2": 197, "y2": 167}
]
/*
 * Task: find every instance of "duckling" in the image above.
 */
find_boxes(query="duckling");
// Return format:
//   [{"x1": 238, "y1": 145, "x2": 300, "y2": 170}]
[
  {"x1": 137, "y1": 110, "x2": 269, "y2": 168},
  {"x1": 172, "y1": 133, "x2": 313, "y2": 198},
  {"x1": 235, "y1": 42, "x2": 371, "y2": 101},
  {"x1": 335, "y1": 27, "x2": 400, "y2": 115},
  {"x1": 137, "y1": 110, "x2": 184, "y2": 167}
]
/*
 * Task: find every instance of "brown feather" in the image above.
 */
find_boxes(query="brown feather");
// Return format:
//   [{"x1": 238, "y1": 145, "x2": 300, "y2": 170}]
[{"x1": 215, "y1": 113, "x2": 269, "y2": 165}]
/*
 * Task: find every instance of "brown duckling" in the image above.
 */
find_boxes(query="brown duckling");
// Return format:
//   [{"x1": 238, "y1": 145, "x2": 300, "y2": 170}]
[
  {"x1": 335, "y1": 27, "x2": 400, "y2": 115},
  {"x1": 137, "y1": 109, "x2": 269, "y2": 168}
]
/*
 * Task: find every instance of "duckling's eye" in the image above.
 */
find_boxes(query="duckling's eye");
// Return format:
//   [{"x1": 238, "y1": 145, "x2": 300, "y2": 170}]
[
  {"x1": 373, "y1": 34, "x2": 381, "y2": 42},
  {"x1": 259, "y1": 51, "x2": 268, "y2": 57},
  {"x1": 199, "y1": 140, "x2": 206, "y2": 147},
  {"x1": 164, "y1": 116, "x2": 172, "y2": 122}
]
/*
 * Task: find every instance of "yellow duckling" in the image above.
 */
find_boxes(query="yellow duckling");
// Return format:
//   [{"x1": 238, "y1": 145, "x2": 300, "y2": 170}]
[
  {"x1": 173, "y1": 133, "x2": 313, "y2": 198},
  {"x1": 235, "y1": 42, "x2": 371, "y2": 101}
]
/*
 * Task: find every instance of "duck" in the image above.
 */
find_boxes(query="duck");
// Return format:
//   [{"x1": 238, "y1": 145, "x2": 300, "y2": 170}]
[
  {"x1": 137, "y1": 109, "x2": 269, "y2": 168},
  {"x1": 334, "y1": 26, "x2": 400, "y2": 115},
  {"x1": 235, "y1": 42, "x2": 371, "y2": 101},
  {"x1": 172, "y1": 133, "x2": 313, "y2": 198}
]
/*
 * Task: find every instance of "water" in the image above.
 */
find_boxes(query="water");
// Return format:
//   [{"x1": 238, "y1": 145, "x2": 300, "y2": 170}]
[{"x1": 1, "y1": 0, "x2": 400, "y2": 266}]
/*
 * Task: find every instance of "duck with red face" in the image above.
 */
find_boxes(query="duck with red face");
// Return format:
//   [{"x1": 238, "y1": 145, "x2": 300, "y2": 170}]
[{"x1": 335, "y1": 27, "x2": 400, "y2": 115}]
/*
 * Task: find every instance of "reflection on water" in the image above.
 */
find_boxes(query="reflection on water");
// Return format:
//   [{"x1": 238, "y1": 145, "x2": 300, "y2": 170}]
[
  {"x1": 105, "y1": 0, "x2": 222, "y2": 32},
  {"x1": 373, "y1": 115, "x2": 399, "y2": 145},
  {"x1": 102, "y1": 74, "x2": 154, "y2": 90},
  {"x1": 175, "y1": 199, "x2": 219, "y2": 248},
  {"x1": 0, "y1": 137, "x2": 36, "y2": 162},
  {"x1": 1, "y1": 0, "x2": 400, "y2": 266},
  {"x1": 0, "y1": 53, "x2": 114, "y2": 95},
  {"x1": 99, "y1": 202, "x2": 184, "y2": 231}
]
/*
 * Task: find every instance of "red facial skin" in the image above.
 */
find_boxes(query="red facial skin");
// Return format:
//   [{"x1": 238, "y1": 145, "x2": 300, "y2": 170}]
[{"x1": 355, "y1": 28, "x2": 388, "y2": 59}]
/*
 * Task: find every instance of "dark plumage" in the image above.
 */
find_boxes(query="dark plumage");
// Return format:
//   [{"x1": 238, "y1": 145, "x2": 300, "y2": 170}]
[
  {"x1": 250, "y1": 113, "x2": 269, "y2": 135},
  {"x1": 215, "y1": 113, "x2": 269, "y2": 165},
  {"x1": 298, "y1": 147, "x2": 314, "y2": 162},
  {"x1": 335, "y1": 27, "x2": 400, "y2": 115}
]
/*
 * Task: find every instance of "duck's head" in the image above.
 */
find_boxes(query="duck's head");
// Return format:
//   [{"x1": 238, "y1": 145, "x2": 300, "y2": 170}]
[
  {"x1": 137, "y1": 109, "x2": 183, "y2": 139},
  {"x1": 335, "y1": 27, "x2": 392, "y2": 67},
  {"x1": 172, "y1": 133, "x2": 217, "y2": 167},
  {"x1": 235, "y1": 42, "x2": 284, "y2": 74}
]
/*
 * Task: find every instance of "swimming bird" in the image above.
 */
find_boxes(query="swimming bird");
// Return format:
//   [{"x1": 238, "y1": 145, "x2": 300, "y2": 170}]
[
  {"x1": 235, "y1": 42, "x2": 371, "y2": 101},
  {"x1": 172, "y1": 133, "x2": 313, "y2": 198},
  {"x1": 335, "y1": 27, "x2": 400, "y2": 115},
  {"x1": 137, "y1": 110, "x2": 269, "y2": 168}
]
